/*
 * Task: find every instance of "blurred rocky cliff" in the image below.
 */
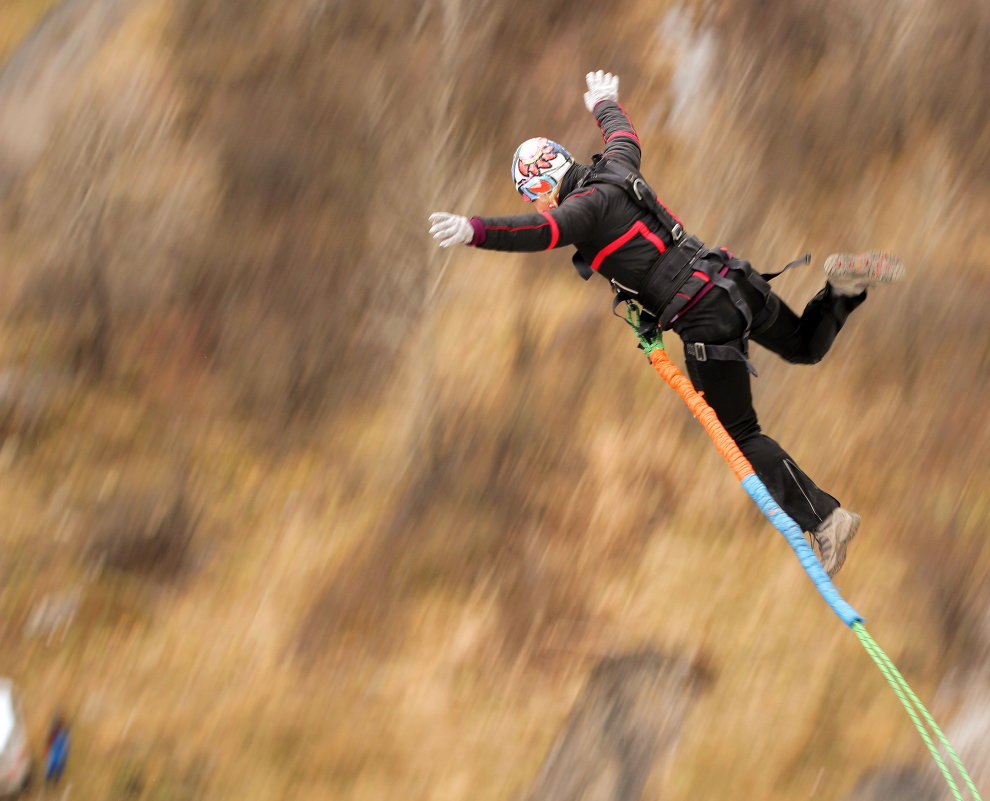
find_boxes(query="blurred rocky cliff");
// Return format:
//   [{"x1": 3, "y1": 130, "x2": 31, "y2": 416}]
[{"x1": 0, "y1": 1, "x2": 987, "y2": 799}]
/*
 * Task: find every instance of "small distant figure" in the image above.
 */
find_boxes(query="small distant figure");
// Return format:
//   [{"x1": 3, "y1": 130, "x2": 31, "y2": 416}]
[{"x1": 44, "y1": 714, "x2": 70, "y2": 785}]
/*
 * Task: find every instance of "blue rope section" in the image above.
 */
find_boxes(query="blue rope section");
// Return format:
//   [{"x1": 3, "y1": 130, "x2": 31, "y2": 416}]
[{"x1": 740, "y1": 473, "x2": 863, "y2": 626}]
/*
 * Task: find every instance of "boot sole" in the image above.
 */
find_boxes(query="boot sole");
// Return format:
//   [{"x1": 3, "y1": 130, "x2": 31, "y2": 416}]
[{"x1": 824, "y1": 251, "x2": 905, "y2": 285}]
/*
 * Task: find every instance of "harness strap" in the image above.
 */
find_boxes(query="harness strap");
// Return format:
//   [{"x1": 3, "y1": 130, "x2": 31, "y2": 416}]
[
  {"x1": 668, "y1": 263, "x2": 728, "y2": 326},
  {"x1": 761, "y1": 252, "x2": 811, "y2": 281},
  {"x1": 709, "y1": 265, "x2": 754, "y2": 334},
  {"x1": 579, "y1": 157, "x2": 685, "y2": 244},
  {"x1": 572, "y1": 250, "x2": 594, "y2": 280},
  {"x1": 684, "y1": 341, "x2": 759, "y2": 377},
  {"x1": 648, "y1": 235, "x2": 705, "y2": 320}
]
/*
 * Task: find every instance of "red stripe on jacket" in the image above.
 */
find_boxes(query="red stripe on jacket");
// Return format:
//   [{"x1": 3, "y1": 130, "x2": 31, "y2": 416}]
[
  {"x1": 590, "y1": 220, "x2": 665, "y2": 272},
  {"x1": 486, "y1": 221, "x2": 552, "y2": 233}
]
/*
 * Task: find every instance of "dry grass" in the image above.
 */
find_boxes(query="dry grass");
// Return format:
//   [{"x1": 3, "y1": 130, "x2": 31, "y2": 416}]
[{"x1": 0, "y1": 0, "x2": 987, "y2": 800}]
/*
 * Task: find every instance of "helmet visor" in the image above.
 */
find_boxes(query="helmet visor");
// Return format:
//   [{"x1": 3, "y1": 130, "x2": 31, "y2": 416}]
[{"x1": 516, "y1": 175, "x2": 558, "y2": 202}]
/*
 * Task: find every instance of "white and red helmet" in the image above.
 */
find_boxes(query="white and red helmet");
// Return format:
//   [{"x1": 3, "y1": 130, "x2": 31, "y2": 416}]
[{"x1": 511, "y1": 137, "x2": 573, "y2": 201}]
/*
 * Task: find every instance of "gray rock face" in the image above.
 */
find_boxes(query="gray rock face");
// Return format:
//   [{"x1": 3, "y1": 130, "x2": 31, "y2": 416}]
[
  {"x1": 944, "y1": 686, "x2": 990, "y2": 790},
  {"x1": 0, "y1": 0, "x2": 149, "y2": 194},
  {"x1": 938, "y1": 608, "x2": 990, "y2": 797},
  {"x1": 845, "y1": 767, "x2": 941, "y2": 801},
  {"x1": 519, "y1": 651, "x2": 710, "y2": 801}
]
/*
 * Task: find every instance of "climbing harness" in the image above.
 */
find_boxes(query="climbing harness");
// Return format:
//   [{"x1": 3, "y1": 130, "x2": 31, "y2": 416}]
[
  {"x1": 579, "y1": 156, "x2": 792, "y2": 377},
  {"x1": 620, "y1": 301, "x2": 983, "y2": 801},
  {"x1": 572, "y1": 156, "x2": 709, "y2": 327}
]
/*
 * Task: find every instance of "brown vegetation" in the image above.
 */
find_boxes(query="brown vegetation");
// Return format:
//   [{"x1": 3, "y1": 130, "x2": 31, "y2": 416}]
[
  {"x1": 0, "y1": 0, "x2": 987, "y2": 799},
  {"x1": 87, "y1": 486, "x2": 196, "y2": 581}
]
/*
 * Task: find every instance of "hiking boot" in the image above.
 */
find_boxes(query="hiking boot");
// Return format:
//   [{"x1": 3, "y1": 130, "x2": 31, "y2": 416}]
[
  {"x1": 811, "y1": 508, "x2": 861, "y2": 578},
  {"x1": 824, "y1": 251, "x2": 905, "y2": 296}
]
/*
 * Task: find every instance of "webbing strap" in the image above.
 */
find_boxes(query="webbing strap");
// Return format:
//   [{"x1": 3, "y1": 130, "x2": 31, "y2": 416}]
[
  {"x1": 648, "y1": 236, "x2": 705, "y2": 320},
  {"x1": 581, "y1": 160, "x2": 684, "y2": 243},
  {"x1": 684, "y1": 341, "x2": 758, "y2": 377},
  {"x1": 761, "y1": 251, "x2": 811, "y2": 281},
  {"x1": 709, "y1": 267, "x2": 754, "y2": 333}
]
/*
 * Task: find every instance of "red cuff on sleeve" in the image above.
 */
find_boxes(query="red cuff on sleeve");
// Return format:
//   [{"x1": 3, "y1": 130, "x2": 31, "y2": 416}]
[{"x1": 469, "y1": 217, "x2": 487, "y2": 246}]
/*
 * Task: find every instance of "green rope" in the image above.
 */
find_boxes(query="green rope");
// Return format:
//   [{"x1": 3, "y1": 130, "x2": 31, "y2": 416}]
[
  {"x1": 623, "y1": 301, "x2": 664, "y2": 355},
  {"x1": 853, "y1": 623, "x2": 982, "y2": 801}
]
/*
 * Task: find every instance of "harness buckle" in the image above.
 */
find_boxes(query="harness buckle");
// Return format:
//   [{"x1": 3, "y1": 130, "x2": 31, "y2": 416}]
[
  {"x1": 670, "y1": 223, "x2": 684, "y2": 242},
  {"x1": 631, "y1": 177, "x2": 647, "y2": 202},
  {"x1": 689, "y1": 343, "x2": 707, "y2": 362},
  {"x1": 610, "y1": 278, "x2": 639, "y2": 296}
]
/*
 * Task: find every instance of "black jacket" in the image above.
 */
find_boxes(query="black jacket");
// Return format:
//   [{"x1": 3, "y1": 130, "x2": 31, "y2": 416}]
[{"x1": 472, "y1": 101, "x2": 685, "y2": 295}]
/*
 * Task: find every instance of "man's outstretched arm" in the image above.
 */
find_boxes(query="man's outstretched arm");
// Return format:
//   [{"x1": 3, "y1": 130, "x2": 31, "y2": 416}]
[
  {"x1": 429, "y1": 193, "x2": 599, "y2": 252},
  {"x1": 429, "y1": 70, "x2": 626, "y2": 252},
  {"x1": 585, "y1": 71, "x2": 641, "y2": 169}
]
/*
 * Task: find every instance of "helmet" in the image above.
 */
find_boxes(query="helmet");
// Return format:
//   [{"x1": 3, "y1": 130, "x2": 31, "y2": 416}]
[{"x1": 511, "y1": 137, "x2": 573, "y2": 201}]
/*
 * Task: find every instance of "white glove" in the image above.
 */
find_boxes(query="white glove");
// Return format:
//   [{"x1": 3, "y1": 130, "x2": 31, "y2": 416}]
[
  {"x1": 429, "y1": 212, "x2": 473, "y2": 248},
  {"x1": 584, "y1": 70, "x2": 619, "y2": 113}
]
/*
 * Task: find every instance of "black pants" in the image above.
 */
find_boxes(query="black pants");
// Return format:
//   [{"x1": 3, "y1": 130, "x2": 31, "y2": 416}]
[{"x1": 671, "y1": 259, "x2": 867, "y2": 532}]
